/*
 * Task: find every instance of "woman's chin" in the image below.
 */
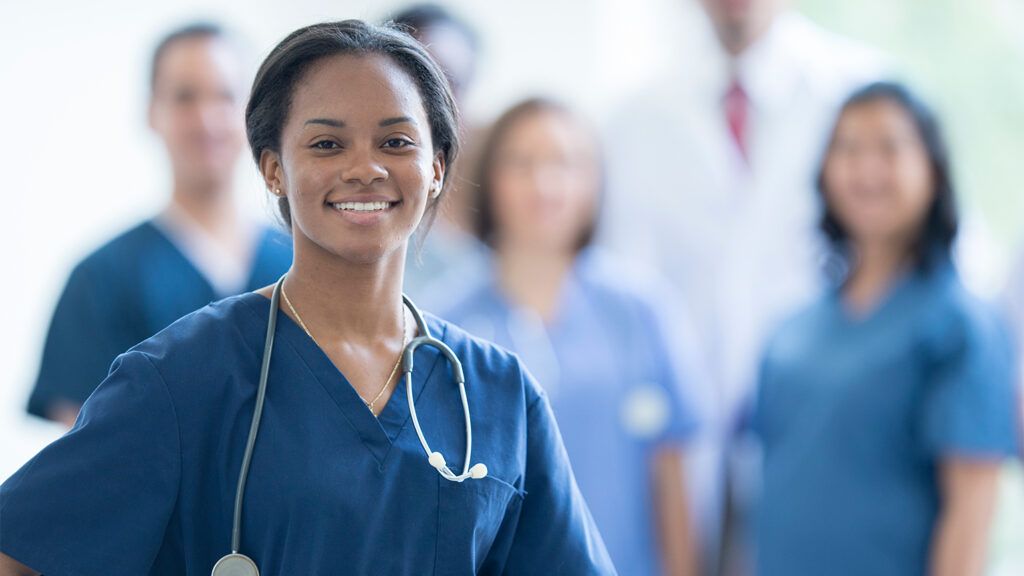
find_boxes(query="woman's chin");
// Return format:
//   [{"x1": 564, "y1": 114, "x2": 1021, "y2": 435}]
[{"x1": 324, "y1": 239, "x2": 409, "y2": 267}]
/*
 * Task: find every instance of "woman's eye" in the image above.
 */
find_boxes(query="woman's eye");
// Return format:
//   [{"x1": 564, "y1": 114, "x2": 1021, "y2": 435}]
[
  {"x1": 383, "y1": 138, "x2": 413, "y2": 149},
  {"x1": 312, "y1": 140, "x2": 340, "y2": 150}
]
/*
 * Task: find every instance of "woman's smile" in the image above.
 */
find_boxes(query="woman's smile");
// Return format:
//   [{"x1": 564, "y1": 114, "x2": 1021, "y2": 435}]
[{"x1": 325, "y1": 195, "x2": 403, "y2": 227}]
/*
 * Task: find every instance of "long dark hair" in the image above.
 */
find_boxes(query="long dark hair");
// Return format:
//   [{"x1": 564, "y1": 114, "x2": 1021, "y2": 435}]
[
  {"x1": 245, "y1": 20, "x2": 460, "y2": 230},
  {"x1": 818, "y1": 81, "x2": 958, "y2": 273}
]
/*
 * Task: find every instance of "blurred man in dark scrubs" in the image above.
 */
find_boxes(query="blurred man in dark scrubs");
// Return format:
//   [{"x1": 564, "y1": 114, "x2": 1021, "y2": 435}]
[{"x1": 28, "y1": 22, "x2": 292, "y2": 427}]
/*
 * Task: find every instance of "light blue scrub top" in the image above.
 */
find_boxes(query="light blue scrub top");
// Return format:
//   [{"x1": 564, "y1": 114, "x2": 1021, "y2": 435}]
[
  {"x1": 27, "y1": 220, "x2": 293, "y2": 419},
  {"x1": 755, "y1": 261, "x2": 1020, "y2": 576},
  {"x1": 1, "y1": 293, "x2": 616, "y2": 575},
  {"x1": 438, "y1": 250, "x2": 700, "y2": 576}
]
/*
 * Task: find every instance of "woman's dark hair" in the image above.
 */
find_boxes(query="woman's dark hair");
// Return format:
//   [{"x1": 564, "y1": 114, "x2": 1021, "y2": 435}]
[
  {"x1": 818, "y1": 81, "x2": 958, "y2": 273},
  {"x1": 150, "y1": 22, "x2": 225, "y2": 91},
  {"x1": 472, "y1": 98, "x2": 603, "y2": 252},
  {"x1": 245, "y1": 20, "x2": 460, "y2": 229}
]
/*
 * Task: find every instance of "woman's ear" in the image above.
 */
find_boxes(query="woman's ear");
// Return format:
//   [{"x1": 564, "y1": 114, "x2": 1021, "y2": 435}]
[
  {"x1": 430, "y1": 152, "x2": 447, "y2": 199},
  {"x1": 259, "y1": 148, "x2": 285, "y2": 196}
]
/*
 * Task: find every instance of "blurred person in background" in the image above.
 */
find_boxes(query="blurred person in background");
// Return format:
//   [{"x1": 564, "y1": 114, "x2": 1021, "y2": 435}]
[
  {"x1": 754, "y1": 82, "x2": 1019, "y2": 576},
  {"x1": 27, "y1": 22, "x2": 292, "y2": 428},
  {"x1": 604, "y1": 0, "x2": 883, "y2": 571},
  {"x1": 390, "y1": 3, "x2": 489, "y2": 303},
  {"x1": 438, "y1": 98, "x2": 704, "y2": 576}
]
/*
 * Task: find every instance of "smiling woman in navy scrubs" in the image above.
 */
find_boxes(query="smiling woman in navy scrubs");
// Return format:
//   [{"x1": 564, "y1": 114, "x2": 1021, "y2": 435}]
[
  {"x1": 0, "y1": 20, "x2": 614, "y2": 576},
  {"x1": 754, "y1": 82, "x2": 1020, "y2": 576}
]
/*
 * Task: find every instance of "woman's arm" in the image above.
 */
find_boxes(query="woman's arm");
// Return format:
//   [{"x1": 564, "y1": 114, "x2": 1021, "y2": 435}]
[
  {"x1": 652, "y1": 446, "x2": 698, "y2": 576},
  {"x1": 0, "y1": 552, "x2": 39, "y2": 576},
  {"x1": 929, "y1": 458, "x2": 1003, "y2": 576},
  {"x1": 0, "y1": 352, "x2": 181, "y2": 574}
]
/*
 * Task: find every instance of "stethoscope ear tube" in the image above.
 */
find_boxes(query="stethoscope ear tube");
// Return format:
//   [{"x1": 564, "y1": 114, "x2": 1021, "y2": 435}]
[
  {"x1": 402, "y1": 336, "x2": 466, "y2": 384},
  {"x1": 215, "y1": 277, "x2": 284, "y2": 575},
  {"x1": 403, "y1": 334, "x2": 482, "y2": 481}
]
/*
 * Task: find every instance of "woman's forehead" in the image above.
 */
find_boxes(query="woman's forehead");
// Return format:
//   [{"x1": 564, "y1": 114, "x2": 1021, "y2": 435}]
[{"x1": 288, "y1": 53, "x2": 428, "y2": 127}]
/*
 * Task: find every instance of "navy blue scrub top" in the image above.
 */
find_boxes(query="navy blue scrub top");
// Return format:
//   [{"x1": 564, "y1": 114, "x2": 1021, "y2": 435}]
[
  {"x1": 1, "y1": 293, "x2": 616, "y2": 575},
  {"x1": 27, "y1": 220, "x2": 293, "y2": 418},
  {"x1": 754, "y1": 262, "x2": 1020, "y2": 576}
]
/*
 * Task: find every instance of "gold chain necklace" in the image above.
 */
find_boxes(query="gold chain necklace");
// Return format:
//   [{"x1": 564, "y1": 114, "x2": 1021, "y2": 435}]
[{"x1": 280, "y1": 284, "x2": 408, "y2": 417}]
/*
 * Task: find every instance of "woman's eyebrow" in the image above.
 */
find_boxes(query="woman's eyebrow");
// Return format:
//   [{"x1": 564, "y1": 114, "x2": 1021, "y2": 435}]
[
  {"x1": 302, "y1": 117, "x2": 414, "y2": 128},
  {"x1": 379, "y1": 116, "x2": 414, "y2": 127},
  {"x1": 305, "y1": 118, "x2": 345, "y2": 127}
]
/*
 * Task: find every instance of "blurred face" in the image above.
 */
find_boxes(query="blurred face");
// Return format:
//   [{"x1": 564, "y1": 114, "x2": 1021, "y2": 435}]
[
  {"x1": 490, "y1": 109, "x2": 600, "y2": 255},
  {"x1": 417, "y1": 24, "x2": 476, "y2": 105},
  {"x1": 149, "y1": 36, "x2": 246, "y2": 188},
  {"x1": 697, "y1": 0, "x2": 786, "y2": 52},
  {"x1": 823, "y1": 99, "x2": 935, "y2": 250},
  {"x1": 261, "y1": 54, "x2": 443, "y2": 265}
]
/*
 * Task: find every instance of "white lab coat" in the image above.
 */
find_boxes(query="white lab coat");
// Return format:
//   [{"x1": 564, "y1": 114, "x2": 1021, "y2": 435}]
[{"x1": 603, "y1": 10, "x2": 884, "y2": 567}]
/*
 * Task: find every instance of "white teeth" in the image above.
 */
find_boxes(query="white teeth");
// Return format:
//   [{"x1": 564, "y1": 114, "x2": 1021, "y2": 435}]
[{"x1": 331, "y1": 201, "x2": 391, "y2": 212}]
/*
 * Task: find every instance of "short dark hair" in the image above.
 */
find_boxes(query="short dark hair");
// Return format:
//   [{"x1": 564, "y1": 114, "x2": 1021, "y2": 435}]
[
  {"x1": 472, "y1": 98, "x2": 603, "y2": 252},
  {"x1": 245, "y1": 19, "x2": 461, "y2": 229},
  {"x1": 150, "y1": 21, "x2": 224, "y2": 91},
  {"x1": 818, "y1": 81, "x2": 958, "y2": 272},
  {"x1": 389, "y1": 3, "x2": 479, "y2": 50}
]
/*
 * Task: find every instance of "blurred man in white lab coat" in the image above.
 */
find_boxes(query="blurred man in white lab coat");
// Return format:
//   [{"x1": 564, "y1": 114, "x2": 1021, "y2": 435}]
[{"x1": 604, "y1": 1, "x2": 883, "y2": 573}]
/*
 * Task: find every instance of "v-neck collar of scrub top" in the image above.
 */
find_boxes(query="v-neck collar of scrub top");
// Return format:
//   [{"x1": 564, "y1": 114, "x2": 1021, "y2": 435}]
[
  {"x1": 829, "y1": 261, "x2": 954, "y2": 328},
  {"x1": 239, "y1": 292, "x2": 447, "y2": 469}
]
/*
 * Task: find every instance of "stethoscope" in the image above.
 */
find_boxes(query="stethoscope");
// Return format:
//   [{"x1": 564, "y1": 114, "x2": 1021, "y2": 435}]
[{"x1": 212, "y1": 276, "x2": 488, "y2": 576}]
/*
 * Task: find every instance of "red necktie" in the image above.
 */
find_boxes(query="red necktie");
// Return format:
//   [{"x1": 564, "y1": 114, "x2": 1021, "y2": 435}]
[{"x1": 724, "y1": 79, "x2": 749, "y2": 161}]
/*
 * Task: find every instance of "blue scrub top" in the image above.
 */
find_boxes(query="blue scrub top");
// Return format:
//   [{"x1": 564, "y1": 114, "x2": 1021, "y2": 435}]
[
  {"x1": 27, "y1": 220, "x2": 293, "y2": 418},
  {"x1": 1, "y1": 292, "x2": 616, "y2": 575},
  {"x1": 437, "y1": 250, "x2": 700, "y2": 576},
  {"x1": 754, "y1": 262, "x2": 1020, "y2": 576}
]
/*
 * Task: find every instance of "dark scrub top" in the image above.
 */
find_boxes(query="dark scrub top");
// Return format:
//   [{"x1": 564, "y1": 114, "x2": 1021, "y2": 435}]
[
  {"x1": 2, "y1": 293, "x2": 616, "y2": 575},
  {"x1": 27, "y1": 220, "x2": 292, "y2": 418}
]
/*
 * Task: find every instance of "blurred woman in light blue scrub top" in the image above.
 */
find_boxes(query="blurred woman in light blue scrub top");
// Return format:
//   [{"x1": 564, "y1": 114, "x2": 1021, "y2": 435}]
[
  {"x1": 754, "y1": 82, "x2": 1020, "y2": 576},
  {"x1": 437, "y1": 98, "x2": 703, "y2": 575}
]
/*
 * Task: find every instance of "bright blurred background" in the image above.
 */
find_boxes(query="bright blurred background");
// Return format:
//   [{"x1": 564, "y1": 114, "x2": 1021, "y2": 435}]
[{"x1": 1, "y1": 0, "x2": 1022, "y2": 573}]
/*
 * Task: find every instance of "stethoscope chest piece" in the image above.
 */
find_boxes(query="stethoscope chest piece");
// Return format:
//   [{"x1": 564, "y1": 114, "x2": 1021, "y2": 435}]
[{"x1": 211, "y1": 553, "x2": 260, "y2": 576}]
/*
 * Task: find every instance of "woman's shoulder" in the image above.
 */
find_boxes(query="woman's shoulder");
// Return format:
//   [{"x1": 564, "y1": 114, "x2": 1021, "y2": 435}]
[
  {"x1": 913, "y1": 265, "x2": 1012, "y2": 356},
  {"x1": 760, "y1": 292, "x2": 837, "y2": 361},
  {"x1": 127, "y1": 292, "x2": 265, "y2": 384}
]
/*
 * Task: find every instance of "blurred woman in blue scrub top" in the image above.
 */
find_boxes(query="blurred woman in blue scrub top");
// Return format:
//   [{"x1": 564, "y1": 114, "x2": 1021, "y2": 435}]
[
  {"x1": 754, "y1": 82, "x2": 1020, "y2": 576},
  {"x1": 28, "y1": 22, "x2": 292, "y2": 427},
  {"x1": 437, "y1": 99, "x2": 702, "y2": 575},
  {"x1": 0, "y1": 21, "x2": 614, "y2": 576}
]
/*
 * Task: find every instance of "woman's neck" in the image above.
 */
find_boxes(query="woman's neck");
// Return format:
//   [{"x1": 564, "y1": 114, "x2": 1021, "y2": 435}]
[
  {"x1": 283, "y1": 236, "x2": 407, "y2": 345},
  {"x1": 496, "y1": 245, "x2": 575, "y2": 322},
  {"x1": 844, "y1": 240, "x2": 912, "y2": 314}
]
